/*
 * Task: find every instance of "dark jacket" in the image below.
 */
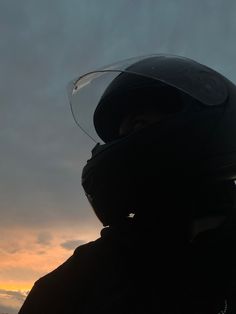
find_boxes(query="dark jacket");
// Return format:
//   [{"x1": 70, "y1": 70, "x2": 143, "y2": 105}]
[{"x1": 18, "y1": 217, "x2": 236, "y2": 314}]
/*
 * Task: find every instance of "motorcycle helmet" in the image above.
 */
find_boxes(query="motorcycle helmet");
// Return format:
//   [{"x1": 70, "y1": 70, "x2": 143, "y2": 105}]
[{"x1": 68, "y1": 54, "x2": 236, "y2": 226}]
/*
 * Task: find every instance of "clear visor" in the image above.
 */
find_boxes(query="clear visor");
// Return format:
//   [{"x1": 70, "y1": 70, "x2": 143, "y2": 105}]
[{"x1": 67, "y1": 54, "x2": 227, "y2": 143}]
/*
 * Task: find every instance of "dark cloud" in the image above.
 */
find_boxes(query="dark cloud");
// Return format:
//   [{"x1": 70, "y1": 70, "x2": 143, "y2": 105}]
[
  {"x1": 37, "y1": 250, "x2": 46, "y2": 255},
  {"x1": 61, "y1": 239, "x2": 85, "y2": 251},
  {"x1": 0, "y1": 0, "x2": 236, "y2": 230},
  {"x1": 4, "y1": 246, "x2": 21, "y2": 255},
  {"x1": 36, "y1": 232, "x2": 53, "y2": 246}
]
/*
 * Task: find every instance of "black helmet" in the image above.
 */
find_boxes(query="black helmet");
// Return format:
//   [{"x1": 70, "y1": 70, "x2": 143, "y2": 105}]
[{"x1": 68, "y1": 54, "x2": 236, "y2": 226}]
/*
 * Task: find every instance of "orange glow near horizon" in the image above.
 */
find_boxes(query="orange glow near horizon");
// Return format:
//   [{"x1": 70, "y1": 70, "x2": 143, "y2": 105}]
[
  {"x1": 0, "y1": 283, "x2": 32, "y2": 293},
  {"x1": 0, "y1": 222, "x2": 101, "y2": 312}
]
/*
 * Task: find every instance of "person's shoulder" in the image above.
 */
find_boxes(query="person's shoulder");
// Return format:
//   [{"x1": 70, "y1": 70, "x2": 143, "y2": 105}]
[
  {"x1": 38, "y1": 237, "x2": 104, "y2": 286},
  {"x1": 18, "y1": 226, "x2": 133, "y2": 313},
  {"x1": 18, "y1": 237, "x2": 106, "y2": 314}
]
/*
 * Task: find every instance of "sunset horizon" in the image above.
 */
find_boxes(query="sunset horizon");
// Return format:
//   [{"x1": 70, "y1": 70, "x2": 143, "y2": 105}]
[
  {"x1": 1, "y1": 0, "x2": 235, "y2": 313},
  {"x1": 0, "y1": 223, "x2": 101, "y2": 313}
]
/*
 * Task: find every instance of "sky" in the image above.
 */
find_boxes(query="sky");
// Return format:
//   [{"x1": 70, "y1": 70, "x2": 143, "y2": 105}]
[{"x1": 1, "y1": 0, "x2": 236, "y2": 313}]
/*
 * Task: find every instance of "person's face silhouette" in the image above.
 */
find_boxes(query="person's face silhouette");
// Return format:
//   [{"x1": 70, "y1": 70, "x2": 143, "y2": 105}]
[
  {"x1": 119, "y1": 110, "x2": 165, "y2": 136},
  {"x1": 119, "y1": 108, "x2": 227, "y2": 241}
]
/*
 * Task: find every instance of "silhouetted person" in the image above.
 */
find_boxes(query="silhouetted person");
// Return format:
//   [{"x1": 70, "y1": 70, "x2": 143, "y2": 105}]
[{"x1": 19, "y1": 54, "x2": 236, "y2": 313}]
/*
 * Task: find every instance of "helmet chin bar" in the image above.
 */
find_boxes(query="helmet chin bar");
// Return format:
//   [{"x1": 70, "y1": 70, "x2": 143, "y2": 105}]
[
  {"x1": 82, "y1": 101, "x2": 236, "y2": 227},
  {"x1": 190, "y1": 215, "x2": 227, "y2": 242}
]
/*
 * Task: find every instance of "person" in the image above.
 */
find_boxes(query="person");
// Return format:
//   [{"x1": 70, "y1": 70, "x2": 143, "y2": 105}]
[{"x1": 19, "y1": 54, "x2": 236, "y2": 314}]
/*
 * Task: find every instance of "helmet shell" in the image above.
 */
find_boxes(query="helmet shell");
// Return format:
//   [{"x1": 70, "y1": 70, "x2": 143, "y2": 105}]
[
  {"x1": 78, "y1": 55, "x2": 236, "y2": 226},
  {"x1": 94, "y1": 55, "x2": 228, "y2": 142}
]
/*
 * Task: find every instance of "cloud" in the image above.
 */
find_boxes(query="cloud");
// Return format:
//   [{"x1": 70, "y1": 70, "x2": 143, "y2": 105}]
[
  {"x1": 1, "y1": 244, "x2": 21, "y2": 255},
  {"x1": 36, "y1": 232, "x2": 53, "y2": 246},
  {"x1": 0, "y1": 289, "x2": 27, "y2": 314},
  {"x1": 0, "y1": 225, "x2": 100, "y2": 298},
  {"x1": 36, "y1": 250, "x2": 46, "y2": 255},
  {"x1": 0, "y1": 289, "x2": 27, "y2": 303},
  {"x1": 61, "y1": 239, "x2": 85, "y2": 251},
  {"x1": 0, "y1": 303, "x2": 17, "y2": 314}
]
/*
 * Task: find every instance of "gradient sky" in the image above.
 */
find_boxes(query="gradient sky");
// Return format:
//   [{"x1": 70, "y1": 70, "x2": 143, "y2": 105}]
[{"x1": 1, "y1": 0, "x2": 236, "y2": 313}]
